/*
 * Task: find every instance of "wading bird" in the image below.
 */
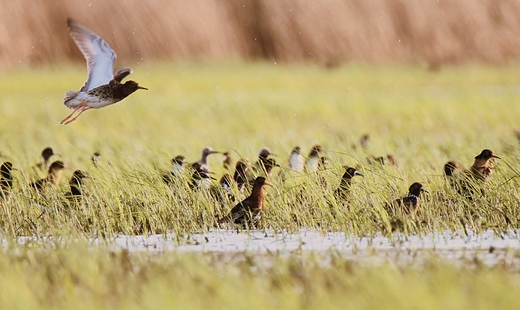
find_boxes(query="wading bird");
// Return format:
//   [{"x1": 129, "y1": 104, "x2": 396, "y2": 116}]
[
  {"x1": 65, "y1": 170, "x2": 91, "y2": 198},
  {"x1": 218, "y1": 176, "x2": 270, "y2": 228},
  {"x1": 0, "y1": 162, "x2": 16, "y2": 200},
  {"x1": 30, "y1": 161, "x2": 66, "y2": 192},
  {"x1": 334, "y1": 166, "x2": 363, "y2": 201},
  {"x1": 386, "y1": 182, "x2": 426, "y2": 216},
  {"x1": 305, "y1": 145, "x2": 323, "y2": 173},
  {"x1": 162, "y1": 155, "x2": 186, "y2": 186}
]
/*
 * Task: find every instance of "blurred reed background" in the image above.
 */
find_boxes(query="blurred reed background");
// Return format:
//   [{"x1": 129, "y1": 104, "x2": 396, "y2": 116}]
[{"x1": 1, "y1": 0, "x2": 520, "y2": 70}]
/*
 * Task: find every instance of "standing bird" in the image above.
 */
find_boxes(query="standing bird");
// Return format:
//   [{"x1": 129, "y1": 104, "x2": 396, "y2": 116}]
[
  {"x1": 456, "y1": 149, "x2": 500, "y2": 200},
  {"x1": 317, "y1": 156, "x2": 330, "y2": 189},
  {"x1": 222, "y1": 151, "x2": 233, "y2": 171},
  {"x1": 254, "y1": 147, "x2": 275, "y2": 174},
  {"x1": 30, "y1": 161, "x2": 66, "y2": 192},
  {"x1": 386, "y1": 182, "x2": 426, "y2": 216},
  {"x1": 65, "y1": 170, "x2": 91, "y2": 198},
  {"x1": 233, "y1": 159, "x2": 252, "y2": 193},
  {"x1": 210, "y1": 173, "x2": 236, "y2": 207},
  {"x1": 305, "y1": 145, "x2": 323, "y2": 173},
  {"x1": 1, "y1": 162, "x2": 16, "y2": 200},
  {"x1": 468, "y1": 149, "x2": 500, "y2": 182},
  {"x1": 261, "y1": 158, "x2": 280, "y2": 177},
  {"x1": 196, "y1": 147, "x2": 220, "y2": 173},
  {"x1": 288, "y1": 146, "x2": 305, "y2": 173},
  {"x1": 60, "y1": 18, "x2": 147, "y2": 125},
  {"x1": 444, "y1": 161, "x2": 462, "y2": 192},
  {"x1": 334, "y1": 166, "x2": 363, "y2": 201},
  {"x1": 189, "y1": 162, "x2": 215, "y2": 190},
  {"x1": 91, "y1": 152, "x2": 102, "y2": 167},
  {"x1": 218, "y1": 176, "x2": 271, "y2": 228},
  {"x1": 162, "y1": 155, "x2": 186, "y2": 186},
  {"x1": 35, "y1": 147, "x2": 59, "y2": 171}
]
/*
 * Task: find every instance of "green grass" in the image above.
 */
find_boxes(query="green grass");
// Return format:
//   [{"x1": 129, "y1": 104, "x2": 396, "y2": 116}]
[
  {"x1": 1, "y1": 61, "x2": 520, "y2": 237},
  {"x1": 1, "y1": 61, "x2": 520, "y2": 308},
  {"x1": 0, "y1": 243, "x2": 519, "y2": 309}
]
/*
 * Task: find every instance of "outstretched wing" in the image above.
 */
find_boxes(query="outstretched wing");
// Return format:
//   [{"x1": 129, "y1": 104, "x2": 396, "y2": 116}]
[{"x1": 67, "y1": 18, "x2": 116, "y2": 91}]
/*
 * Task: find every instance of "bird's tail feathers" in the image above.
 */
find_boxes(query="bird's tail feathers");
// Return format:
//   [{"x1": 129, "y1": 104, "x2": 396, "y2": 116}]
[{"x1": 63, "y1": 91, "x2": 79, "y2": 107}]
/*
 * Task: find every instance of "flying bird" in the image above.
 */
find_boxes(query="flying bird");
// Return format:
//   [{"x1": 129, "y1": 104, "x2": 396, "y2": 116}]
[{"x1": 60, "y1": 18, "x2": 147, "y2": 125}]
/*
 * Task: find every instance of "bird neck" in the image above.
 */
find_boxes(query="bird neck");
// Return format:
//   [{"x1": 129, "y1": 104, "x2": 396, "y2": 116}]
[
  {"x1": 111, "y1": 81, "x2": 139, "y2": 100},
  {"x1": 251, "y1": 185, "x2": 264, "y2": 198}
]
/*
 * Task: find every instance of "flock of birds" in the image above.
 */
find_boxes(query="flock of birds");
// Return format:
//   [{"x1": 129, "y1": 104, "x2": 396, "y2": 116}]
[
  {"x1": 0, "y1": 140, "x2": 501, "y2": 228},
  {"x1": 0, "y1": 19, "x2": 504, "y2": 229}
]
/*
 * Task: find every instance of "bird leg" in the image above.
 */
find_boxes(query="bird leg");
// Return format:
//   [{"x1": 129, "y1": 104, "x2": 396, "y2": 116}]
[
  {"x1": 62, "y1": 106, "x2": 91, "y2": 125},
  {"x1": 60, "y1": 103, "x2": 85, "y2": 124}
]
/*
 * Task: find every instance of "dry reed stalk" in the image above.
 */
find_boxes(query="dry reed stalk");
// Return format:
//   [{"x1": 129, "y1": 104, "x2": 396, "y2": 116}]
[{"x1": 1, "y1": 0, "x2": 520, "y2": 69}]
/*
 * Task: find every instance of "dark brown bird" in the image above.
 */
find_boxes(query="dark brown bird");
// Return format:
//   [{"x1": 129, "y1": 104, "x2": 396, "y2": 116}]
[
  {"x1": 60, "y1": 18, "x2": 147, "y2": 125},
  {"x1": 162, "y1": 155, "x2": 186, "y2": 186},
  {"x1": 367, "y1": 154, "x2": 398, "y2": 167},
  {"x1": 454, "y1": 149, "x2": 500, "y2": 200},
  {"x1": 222, "y1": 151, "x2": 233, "y2": 171},
  {"x1": 233, "y1": 159, "x2": 252, "y2": 192},
  {"x1": 305, "y1": 145, "x2": 323, "y2": 173},
  {"x1": 35, "y1": 147, "x2": 59, "y2": 170},
  {"x1": 468, "y1": 149, "x2": 500, "y2": 182},
  {"x1": 30, "y1": 161, "x2": 66, "y2": 192},
  {"x1": 91, "y1": 152, "x2": 101, "y2": 167},
  {"x1": 1, "y1": 162, "x2": 16, "y2": 200},
  {"x1": 444, "y1": 161, "x2": 462, "y2": 192},
  {"x1": 65, "y1": 170, "x2": 91, "y2": 197},
  {"x1": 190, "y1": 162, "x2": 215, "y2": 190},
  {"x1": 360, "y1": 134, "x2": 370, "y2": 150},
  {"x1": 218, "y1": 176, "x2": 271, "y2": 227},
  {"x1": 261, "y1": 157, "x2": 280, "y2": 176},
  {"x1": 386, "y1": 182, "x2": 426, "y2": 216},
  {"x1": 254, "y1": 147, "x2": 275, "y2": 173},
  {"x1": 210, "y1": 173, "x2": 236, "y2": 206},
  {"x1": 334, "y1": 166, "x2": 363, "y2": 201},
  {"x1": 317, "y1": 156, "x2": 330, "y2": 189}
]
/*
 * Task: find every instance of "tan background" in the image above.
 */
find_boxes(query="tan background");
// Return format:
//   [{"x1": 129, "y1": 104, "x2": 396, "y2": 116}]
[{"x1": 2, "y1": 0, "x2": 520, "y2": 69}]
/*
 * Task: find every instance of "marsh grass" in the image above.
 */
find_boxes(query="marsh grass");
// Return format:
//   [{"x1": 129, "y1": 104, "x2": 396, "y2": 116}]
[
  {"x1": 0, "y1": 62, "x2": 520, "y2": 240},
  {"x1": 0, "y1": 243, "x2": 520, "y2": 309},
  {"x1": 1, "y1": 62, "x2": 520, "y2": 308}
]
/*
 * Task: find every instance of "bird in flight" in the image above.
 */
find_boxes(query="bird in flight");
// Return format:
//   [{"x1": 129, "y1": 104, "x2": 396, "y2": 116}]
[{"x1": 60, "y1": 18, "x2": 147, "y2": 125}]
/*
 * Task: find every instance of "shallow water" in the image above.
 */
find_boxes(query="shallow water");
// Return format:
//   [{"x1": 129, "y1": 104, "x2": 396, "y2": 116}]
[{"x1": 110, "y1": 229, "x2": 520, "y2": 267}]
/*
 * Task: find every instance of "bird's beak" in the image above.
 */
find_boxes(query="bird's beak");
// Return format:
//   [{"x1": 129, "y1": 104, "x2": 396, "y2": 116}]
[
  {"x1": 138, "y1": 86, "x2": 148, "y2": 90},
  {"x1": 421, "y1": 188, "x2": 428, "y2": 193},
  {"x1": 264, "y1": 181, "x2": 272, "y2": 187},
  {"x1": 11, "y1": 167, "x2": 18, "y2": 171},
  {"x1": 210, "y1": 150, "x2": 221, "y2": 154},
  {"x1": 492, "y1": 154, "x2": 501, "y2": 159}
]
